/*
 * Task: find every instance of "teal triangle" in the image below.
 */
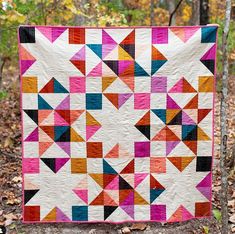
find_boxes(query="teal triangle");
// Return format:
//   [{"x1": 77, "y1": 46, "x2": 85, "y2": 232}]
[
  {"x1": 87, "y1": 44, "x2": 102, "y2": 59},
  {"x1": 53, "y1": 78, "x2": 68, "y2": 93},
  {"x1": 151, "y1": 60, "x2": 167, "y2": 75},
  {"x1": 103, "y1": 159, "x2": 118, "y2": 174},
  {"x1": 152, "y1": 109, "x2": 166, "y2": 124},
  {"x1": 150, "y1": 189, "x2": 165, "y2": 203},
  {"x1": 134, "y1": 62, "x2": 149, "y2": 76},
  {"x1": 54, "y1": 126, "x2": 70, "y2": 141},
  {"x1": 38, "y1": 95, "x2": 53, "y2": 109}
]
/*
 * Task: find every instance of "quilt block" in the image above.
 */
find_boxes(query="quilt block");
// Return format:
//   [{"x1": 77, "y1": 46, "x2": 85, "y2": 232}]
[{"x1": 19, "y1": 26, "x2": 217, "y2": 223}]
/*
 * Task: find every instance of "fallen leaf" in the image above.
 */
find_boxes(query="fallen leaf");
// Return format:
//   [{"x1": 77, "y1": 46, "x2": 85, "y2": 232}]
[
  {"x1": 130, "y1": 223, "x2": 147, "y2": 231},
  {"x1": 229, "y1": 214, "x2": 235, "y2": 224},
  {"x1": 12, "y1": 176, "x2": 22, "y2": 183},
  {"x1": 121, "y1": 227, "x2": 131, "y2": 234}
]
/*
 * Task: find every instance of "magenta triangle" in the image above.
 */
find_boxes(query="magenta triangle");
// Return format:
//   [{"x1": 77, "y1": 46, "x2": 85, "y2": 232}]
[
  {"x1": 55, "y1": 158, "x2": 70, "y2": 172},
  {"x1": 166, "y1": 141, "x2": 180, "y2": 155},
  {"x1": 51, "y1": 27, "x2": 67, "y2": 42},
  {"x1": 167, "y1": 95, "x2": 180, "y2": 109},
  {"x1": 21, "y1": 60, "x2": 35, "y2": 75},
  {"x1": 182, "y1": 111, "x2": 195, "y2": 125},
  {"x1": 25, "y1": 127, "x2": 38, "y2": 141},
  {"x1": 102, "y1": 30, "x2": 117, "y2": 44},
  {"x1": 120, "y1": 205, "x2": 134, "y2": 219},
  {"x1": 73, "y1": 189, "x2": 88, "y2": 204},
  {"x1": 71, "y1": 46, "x2": 85, "y2": 60},
  {"x1": 169, "y1": 79, "x2": 183, "y2": 93},
  {"x1": 201, "y1": 44, "x2": 216, "y2": 60},
  {"x1": 56, "y1": 207, "x2": 70, "y2": 221},
  {"x1": 120, "y1": 191, "x2": 134, "y2": 206}
]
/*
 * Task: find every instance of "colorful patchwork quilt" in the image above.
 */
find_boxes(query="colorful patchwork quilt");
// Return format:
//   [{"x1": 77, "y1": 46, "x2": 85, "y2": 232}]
[{"x1": 19, "y1": 26, "x2": 217, "y2": 223}]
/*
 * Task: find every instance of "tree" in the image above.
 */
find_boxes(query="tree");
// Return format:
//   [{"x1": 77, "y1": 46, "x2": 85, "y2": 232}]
[
  {"x1": 200, "y1": 0, "x2": 209, "y2": 24},
  {"x1": 220, "y1": 0, "x2": 232, "y2": 233}
]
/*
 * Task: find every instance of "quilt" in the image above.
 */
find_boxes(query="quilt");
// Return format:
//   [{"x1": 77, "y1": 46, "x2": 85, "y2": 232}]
[{"x1": 18, "y1": 26, "x2": 217, "y2": 223}]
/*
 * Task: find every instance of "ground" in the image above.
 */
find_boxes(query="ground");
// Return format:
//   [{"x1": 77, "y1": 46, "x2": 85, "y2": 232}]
[{"x1": 0, "y1": 70, "x2": 234, "y2": 234}]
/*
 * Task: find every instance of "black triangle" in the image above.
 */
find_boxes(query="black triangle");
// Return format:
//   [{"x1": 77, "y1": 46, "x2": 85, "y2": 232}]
[
  {"x1": 24, "y1": 110, "x2": 38, "y2": 124},
  {"x1": 24, "y1": 189, "x2": 39, "y2": 204},
  {"x1": 103, "y1": 61, "x2": 119, "y2": 75},
  {"x1": 135, "y1": 125, "x2": 150, "y2": 140},
  {"x1": 41, "y1": 158, "x2": 56, "y2": 172},
  {"x1": 201, "y1": 60, "x2": 215, "y2": 74},
  {"x1": 56, "y1": 127, "x2": 70, "y2": 142},
  {"x1": 167, "y1": 110, "x2": 182, "y2": 125},
  {"x1": 104, "y1": 206, "x2": 118, "y2": 220},
  {"x1": 120, "y1": 44, "x2": 135, "y2": 59},
  {"x1": 182, "y1": 126, "x2": 198, "y2": 141},
  {"x1": 119, "y1": 176, "x2": 133, "y2": 190}
]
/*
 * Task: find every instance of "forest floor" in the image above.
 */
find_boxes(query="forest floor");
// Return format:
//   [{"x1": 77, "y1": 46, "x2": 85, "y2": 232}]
[{"x1": 0, "y1": 70, "x2": 234, "y2": 234}]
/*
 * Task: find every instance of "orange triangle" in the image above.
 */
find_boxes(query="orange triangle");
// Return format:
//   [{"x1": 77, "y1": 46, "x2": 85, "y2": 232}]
[
  {"x1": 103, "y1": 174, "x2": 117, "y2": 188},
  {"x1": 119, "y1": 76, "x2": 134, "y2": 91},
  {"x1": 198, "y1": 109, "x2": 211, "y2": 123},
  {"x1": 70, "y1": 128, "x2": 84, "y2": 142},
  {"x1": 119, "y1": 62, "x2": 135, "y2": 77},
  {"x1": 150, "y1": 175, "x2": 165, "y2": 189},
  {"x1": 105, "y1": 144, "x2": 119, "y2": 158},
  {"x1": 166, "y1": 109, "x2": 181, "y2": 124},
  {"x1": 120, "y1": 160, "x2": 134, "y2": 174},
  {"x1": 102, "y1": 77, "x2": 117, "y2": 91},
  {"x1": 134, "y1": 191, "x2": 148, "y2": 205},
  {"x1": 168, "y1": 157, "x2": 195, "y2": 172},
  {"x1": 90, "y1": 191, "x2": 104, "y2": 205},
  {"x1": 39, "y1": 142, "x2": 53, "y2": 156},
  {"x1": 70, "y1": 110, "x2": 84, "y2": 124},
  {"x1": 71, "y1": 60, "x2": 85, "y2": 75},
  {"x1": 135, "y1": 111, "x2": 150, "y2": 125},
  {"x1": 40, "y1": 126, "x2": 54, "y2": 140},
  {"x1": 184, "y1": 94, "x2": 198, "y2": 109},
  {"x1": 42, "y1": 207, "x2": 56, "y2": 221},
  {"x1": 182, "y1": 78, "x2": 196, "y2": 92},
  {"x1": 152, "y1": 46, "x2": 167, "y2": 60},
  {"x1": 183, "y1": 141, "x2": 197, "y2": 155},
  {"x1": 119, "y1": 189, "x2": 133, "y2": 203},
  {"x1": 104, "y1": 191, "x2": 118, "y2": 206},
  {"x1": 120, "y1": 30, "x2": 135, "y2": 44},
  {"x1": 86, "y1": 111, "x2": 100, "y2": 125},
  {"x1": 89, "y1": 174, "x2": 103, "y2": 188},
  {"x1": 38, "y1": 110, "x2": 53, "y2": 124},
  {"x1": 20, "y1": 46, "x2": 35, "y2": 60},
  {"x1": 197, "y1": 127, "x2": 210, "y2": 140},
  {"x1": 104, "y1": 93, "x2": 119, "y2": 108},
  {"x1": 171, "y1": 28, "x2": 185, "y2": 42}
]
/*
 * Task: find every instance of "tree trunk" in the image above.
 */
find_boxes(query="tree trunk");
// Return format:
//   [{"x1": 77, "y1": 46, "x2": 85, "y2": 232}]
[
  {"x1": 167, "y1": 0, "x2": 176, "y2": 25},
  {"x1": 190, "y1": 0, "x2": 200, "y2": 25},
  {"x1": 74, "y1": 0, "x2": 87, "y2": 26},
  {"x1": 200, "y1": 0, "x2": 209, "y2": 25},
  {"x1": 150, "y1": 0, "x2": 155, "y2": 26},
  {"x1": 220, "y1": 0, "x2": 231, "y2": 233}
]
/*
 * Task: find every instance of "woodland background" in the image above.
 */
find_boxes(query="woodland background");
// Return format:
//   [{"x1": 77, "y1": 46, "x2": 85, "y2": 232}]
[{"x1": 0, "y1": 0, "x2": 234, "y2": 233}]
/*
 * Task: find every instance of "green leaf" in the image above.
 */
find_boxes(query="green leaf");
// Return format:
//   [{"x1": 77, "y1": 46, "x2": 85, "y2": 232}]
[
  {"x1": 203, "y1": 225, "x2": 209, "y2": 234},
  {"x1": 213, "y1": 209, "x2": 222, "y2": 222}
]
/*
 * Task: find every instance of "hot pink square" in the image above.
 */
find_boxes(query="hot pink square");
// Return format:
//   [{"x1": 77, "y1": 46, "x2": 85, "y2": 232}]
[
  {"x1": 134, "y1": 93, "x2": 150, "y2": 109},
  {"x1": 23, "y1": 158, "x2": 39, "y2": 173},
  {"x1": 70, "y1": 77, "x2": 85, "y2": 93}
]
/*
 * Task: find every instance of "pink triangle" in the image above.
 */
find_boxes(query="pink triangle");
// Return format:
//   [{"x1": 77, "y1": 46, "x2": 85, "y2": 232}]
[
  {"x1": 56, "y1": 142, "x2": 70, "y2": 155},
  {"x1": 135, "y1": 173, "x2": 148, "y2": 188},
  {"x1": 118, "y1": 93, "x2": 132, "y2": 108},
  {"x1": 181, "y1": 205, "x2": 194, "y2": 220},
  {"x1": 182, "y1": 111, "x2": 195, "y2": 125},
  {"x1": 167, "y1": 95, "x2": 180, "y2": 109},
  {"x1": 25, "y1": 127, "x2": 38, "y2": 141},
  {"x1": 184, "y1": 28, "x2": 199, "y2": 42},
  {"x1": 55, "y1": 158, "x2": 69, "y2": 172},
  {"x1": 201, "y1": 44, "x2": 216, "y2": 60},
  {"x1": 196, "y1": 173, "x2": 211, "y2": 200},
  {"x1": 197, "y1": 172, "x2": 211, "y2": 187},
  {"x1": 169, "y1": 79, "x2": 183, "y2": 93},
  {"x1": 87, "y1": 62, "x2": 102, "y2": 77},
  {"x1": 21, "y1": 60, "x2": 35, "y2": 75},
  {"x1": 120, "y1": 191, "x2": 134, "y2": 206},
  {"x1": 73, "y1": 189, "x2": 88, "y2": 204},
  {"x1": 102, "y1": 44, "x2": 117, "y2": 59},
  {"x1": 71, "y1": 46, "x2": 85, "y2": 60},
  {"x1": 166, "y1": 141, "x2": 180, "y2": 155},
  {"x1": 120, "y1": 205, "x2": 134, "y2": 219},
  {"x1": 86, "y1": 125, "x2": 101, "y2": 140},
  {"x1": 56, "y1": 96, "x2": 70, "y2": 110},
  {"x1": 102, "y1": 30, "x2": 117, "y2": 44},
  {"x1": 54, "y1": 112, "x2": 69, "y2": 126},
  {"x1": 38, "y1": 27, "x2": 66, "y2": 42},
  {"x1": 56, "y1": 207, "x2": 70, "y2": 221},
  {"x1": 105, "y1": 176, "x2": 119, "y2": 190}
]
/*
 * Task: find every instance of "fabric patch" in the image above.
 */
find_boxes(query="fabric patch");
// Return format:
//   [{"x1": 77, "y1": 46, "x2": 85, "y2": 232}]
[{"x1": 19, "y1": 26, "x2": 217, "y2": 223}]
